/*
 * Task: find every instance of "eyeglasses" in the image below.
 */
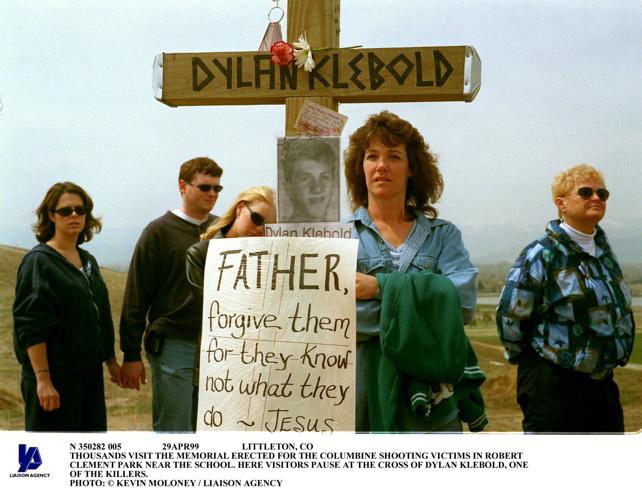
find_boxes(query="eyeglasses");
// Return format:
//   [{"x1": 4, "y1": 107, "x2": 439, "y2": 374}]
[
  {"x1": 244, "y1": 202, "x2": 265, "y2": 226},
  {"x1": 190, "y1": 183, "x2": 223, "y2": 193},
  {"x1": 51, "y1": 205, "x2": 89, "y2": 217},
  {"x1": 577, "y1": 187, "x2": 610, "y2": 201}
]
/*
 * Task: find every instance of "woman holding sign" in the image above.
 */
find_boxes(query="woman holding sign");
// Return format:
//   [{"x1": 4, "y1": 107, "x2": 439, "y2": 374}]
[
  {"x1": 344, "y1": 111, "x2": 486, "y2": 432},
  {"x1": 12, "y1": 182, "x2": 121, "y2": 431},
  {"x1": 186, "y1": 185, "x2": 276, "y2": 287},
  {"x1": 185, "y1": 185, "x2": 276, "y2": 429}
]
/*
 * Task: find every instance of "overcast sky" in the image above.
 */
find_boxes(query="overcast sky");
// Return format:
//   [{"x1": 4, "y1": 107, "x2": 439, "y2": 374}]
[{"x1": 1, "y1": 0, "x2": 641, "y2": 268}]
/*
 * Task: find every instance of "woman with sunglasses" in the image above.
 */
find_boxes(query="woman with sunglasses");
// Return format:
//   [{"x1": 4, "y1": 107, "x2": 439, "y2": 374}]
[
  {"x1": 497, "y1": 164, "x2": 635, "y2": 432},
  {"x1": 185, "y1": 185, "x2": 275, "y2": 428},
  {"x1": 12, "y1": 182, "x2": 121, "y2": 431}
]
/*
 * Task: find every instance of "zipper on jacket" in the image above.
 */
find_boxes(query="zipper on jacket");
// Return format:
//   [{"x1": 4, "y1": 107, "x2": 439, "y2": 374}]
[{"x1": 79, "y1": 259, "x2": 101, "y2": 325}]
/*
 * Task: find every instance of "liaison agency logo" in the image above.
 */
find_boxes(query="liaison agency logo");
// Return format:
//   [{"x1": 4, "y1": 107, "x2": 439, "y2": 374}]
[{"x1": 8, "y1": 444, "x2": 51, "y2": 478}]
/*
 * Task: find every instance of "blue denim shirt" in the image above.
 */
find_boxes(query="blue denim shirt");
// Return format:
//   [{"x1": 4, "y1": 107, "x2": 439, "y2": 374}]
[{"x1": 346, "y1": 207, "x2": 478, "y2": 339}]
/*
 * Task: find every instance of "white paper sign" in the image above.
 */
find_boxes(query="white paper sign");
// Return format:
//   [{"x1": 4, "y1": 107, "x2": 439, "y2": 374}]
[{"x1": 196, "y1": 237, "x2": 358, "y2": 432}]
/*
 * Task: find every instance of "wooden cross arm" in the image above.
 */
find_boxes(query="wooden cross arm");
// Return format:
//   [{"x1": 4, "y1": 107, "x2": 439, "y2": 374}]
[{"x1": 153, "y1": 46, "x2": 481, "y2": 107}]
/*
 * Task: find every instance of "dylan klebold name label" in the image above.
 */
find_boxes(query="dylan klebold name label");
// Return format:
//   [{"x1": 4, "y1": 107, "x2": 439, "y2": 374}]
[{"x1": 196, "y1": 237, "x2": 358, "y2": 433}]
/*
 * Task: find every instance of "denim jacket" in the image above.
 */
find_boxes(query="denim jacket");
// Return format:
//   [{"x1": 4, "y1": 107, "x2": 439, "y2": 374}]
[{"x1": 346, "y1": 207, "x2": 478, "y2": 340}]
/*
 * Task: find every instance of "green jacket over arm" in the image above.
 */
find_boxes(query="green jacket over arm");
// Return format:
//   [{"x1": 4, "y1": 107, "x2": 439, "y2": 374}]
[{"x1": 367, "y1": 271, "x2": 487, "y2": 432}]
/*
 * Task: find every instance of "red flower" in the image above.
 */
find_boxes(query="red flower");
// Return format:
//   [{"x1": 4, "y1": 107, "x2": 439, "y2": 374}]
[{"x1": 270, "y1": 41, "x2": 294, "y2": 66}]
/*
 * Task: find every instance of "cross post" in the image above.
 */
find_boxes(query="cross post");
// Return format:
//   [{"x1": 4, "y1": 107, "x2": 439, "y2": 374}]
[{"x1": 284, "y1": 0, "x2": 339, "y2": 135}]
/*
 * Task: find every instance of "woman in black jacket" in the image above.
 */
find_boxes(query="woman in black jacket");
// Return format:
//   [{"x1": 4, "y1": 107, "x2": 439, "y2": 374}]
[
  {"x1": 186, "y1": 185, "x2": 276, "y2": 289},
  {"x1": 13, "y1": 182, "x2": 121, "y2": 431},
  {"x1": 185, "y1": 185, "x2": 275, "y2": 429}
]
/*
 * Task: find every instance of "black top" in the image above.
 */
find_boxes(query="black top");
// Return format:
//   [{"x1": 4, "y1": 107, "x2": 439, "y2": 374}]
[
  {"x1": 119, "y1": 211, "x2": 216, "y2": 362},
  {"x1": 185, "y1": 239, "x2": 210, "y2": 292},
  {"x1": 13, "y1": 243, "x2": 115, "y2": 378}
]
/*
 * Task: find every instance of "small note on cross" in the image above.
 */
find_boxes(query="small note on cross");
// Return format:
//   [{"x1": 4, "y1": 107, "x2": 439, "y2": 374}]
[{"x1": 294, "y1": 101, "x2": 348, "y2": 136}]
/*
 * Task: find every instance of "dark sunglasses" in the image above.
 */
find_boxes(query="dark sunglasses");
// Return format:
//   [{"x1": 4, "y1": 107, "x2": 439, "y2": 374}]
[
  {"x1": 190, "y1": 183, "x2": 223, "y2": 193},
  {"x1": 577, "y1": 187, "x2": 610, "y2": 201},
  {"x1": 244, "y1": 202, "x2": 265, "y2": 226},
  {"x1": 51, "y1": 205, "x2": 89, "y2": 217}
]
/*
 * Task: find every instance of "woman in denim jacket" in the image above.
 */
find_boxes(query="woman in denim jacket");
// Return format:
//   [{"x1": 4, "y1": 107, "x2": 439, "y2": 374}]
[{"x1": 344, "y1": 111, "x2": 478, "y2": 432}]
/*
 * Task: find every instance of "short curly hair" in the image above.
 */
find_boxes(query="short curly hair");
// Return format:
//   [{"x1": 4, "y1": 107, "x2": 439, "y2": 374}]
[
  {"x1": 33, "y1": 182, "x2": 102, "y2": 245},
  {"x1": 178, "y1": 157, "x2": 223, "y2": 184},
  {"x1": 344, "y1": 110, "x2": 443, "y2": 219},
  {"x1": 552, "y1": 164, "x2": 606, "y2": 217}
]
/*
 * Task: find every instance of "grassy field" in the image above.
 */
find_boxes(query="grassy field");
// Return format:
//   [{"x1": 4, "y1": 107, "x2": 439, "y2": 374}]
[{"x1": 1, "y1": 245, "x2": 640, "y2": 432}]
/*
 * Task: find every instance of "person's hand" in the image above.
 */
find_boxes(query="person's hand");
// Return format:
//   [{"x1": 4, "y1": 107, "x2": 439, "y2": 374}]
[
  {"x1": 121, "y1": 361, "x2": 146, "y2": 390},
  {"x1": 356, "y1": 272, "x2": 380, "y2": 300},
  {"x1": 35, "y1": 374, "x2": 60, "y2": 411},
  {"x1": 106, "y1": 358, "x2": 122, "y2": 387}
]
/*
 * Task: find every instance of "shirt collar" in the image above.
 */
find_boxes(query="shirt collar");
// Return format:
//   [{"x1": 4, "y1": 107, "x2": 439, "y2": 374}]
[
  {"x1": 347, "y1": 206, "x2": 438, "y2": 234},
  {"x1": 172, "y1": 208, "x2": 209, "y2": 226}
]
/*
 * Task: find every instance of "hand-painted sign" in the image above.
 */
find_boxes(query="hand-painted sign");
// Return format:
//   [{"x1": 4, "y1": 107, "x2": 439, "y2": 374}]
[
  {"x1": 196, "y1": 237, "x2": 358, "y2": 432},
  {"x1": 155, "y1": 46, "x2": 481, "y2": 106}
]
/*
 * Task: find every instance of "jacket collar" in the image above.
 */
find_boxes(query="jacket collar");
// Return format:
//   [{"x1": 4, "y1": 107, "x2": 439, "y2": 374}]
[
  {"x1": 347, "y1": 206, "x2": 442, "y2": 234},
  {"x1": 32, "y1": 242, "x2": 91, "y2": 268},
  {"x1": 545, "y1": 219, "x2": 611, "y2": 256}
]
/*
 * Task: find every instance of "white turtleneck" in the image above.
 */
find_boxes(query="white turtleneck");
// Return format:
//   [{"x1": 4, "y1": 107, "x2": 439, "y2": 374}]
[{"x1": 560, "y1": 221, "x2": 596, "y2": 256}]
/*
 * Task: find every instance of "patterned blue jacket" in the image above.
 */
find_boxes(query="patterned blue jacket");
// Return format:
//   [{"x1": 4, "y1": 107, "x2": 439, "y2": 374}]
[{"x1": 496, "y1": 220, "x2": 635, "y2": 378}]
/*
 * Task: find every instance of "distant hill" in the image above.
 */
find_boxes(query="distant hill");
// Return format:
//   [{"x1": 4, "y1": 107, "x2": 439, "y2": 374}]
[
  {"x1": 0, "y1": 245, "x2": 26, "y2": 289},
  {"x1": 4, "y1": 218, "x2": 640, "y2": 270},
  {"x1": 1, "y1": 243, "x2": 640, "y2": 297},
  {"x1": 0, "y1": 225, "x2": 139, "y2": 272},
  {"x1": 460, "y1": 221, "x2": 642, "y2": 264}
]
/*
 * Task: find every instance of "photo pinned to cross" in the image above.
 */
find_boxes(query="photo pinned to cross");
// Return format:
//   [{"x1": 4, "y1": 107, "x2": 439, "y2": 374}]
[
  {"x1": 276, "y1": 135, "x2": 341, "y2": 225},
  {"x1": 269, "y1": 101, "x2": 352, "y2": 240}
]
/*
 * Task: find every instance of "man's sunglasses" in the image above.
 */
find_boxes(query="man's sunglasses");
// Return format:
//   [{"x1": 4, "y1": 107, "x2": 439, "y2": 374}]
[
  {"x1": 190, "y1": 183, "x2": 223, "y2": 193},
  {"x1": 244, "y1": 202, "x2": 265, "y2": 226},
  {"x1": 577, "y1": 187, "x2": 610, "y2": 201},
  {"x1": 51, "y1": 205, "x2": 89, "y2": 217}
]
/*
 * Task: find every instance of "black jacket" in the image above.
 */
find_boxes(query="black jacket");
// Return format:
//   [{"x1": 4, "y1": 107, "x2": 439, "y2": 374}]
[
  {"x1": 119, "y1": 212, "x2": 216, "y2": 361},
  {"x1": 13, "y1": 243, "x2": 116, "y2": 378},
  {"x1": 185, "y1": 239, "x2": 210, "y2": 293}
]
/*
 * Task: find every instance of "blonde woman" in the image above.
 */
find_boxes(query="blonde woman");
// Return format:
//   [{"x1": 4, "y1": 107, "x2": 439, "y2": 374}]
[
  {"x1": 185, "y1": 186, "x2": 275, "y2": 428},
  {"x1": 497, "y1": 164, "x2": 635, "y2": 432},
  {"x1": 186, "y1": 185, "x2": 276, "y2": 289}
]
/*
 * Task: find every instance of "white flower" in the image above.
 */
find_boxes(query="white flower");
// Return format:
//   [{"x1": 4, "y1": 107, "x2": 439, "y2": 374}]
[{"x1": 292, "y1": 32, "x2": 315, "y2": 72}]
